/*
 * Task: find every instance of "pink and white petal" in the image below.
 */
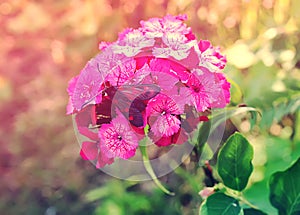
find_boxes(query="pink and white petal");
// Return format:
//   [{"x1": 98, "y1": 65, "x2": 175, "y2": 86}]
[
  {"x1": 162, "y1": 15, "x2": 190, "y2": 35},
  {"x1": 98, "y1": 41, "x2": 112, "y2": 51},
  {"x1": 152, "y1": 47, "x2": 171, "y2": 59},
  {"x1": 169, "y1": 48, "x2": 190, "y2": 60},
  {"x1": 106, "y1": 59, "x2": 136, "y2": 86},
  {"x1": 198, "y1": 40, "x2": 227, "y2": 71},
  {"x1": 191, "y1": 68, "x2": 230, "y2": 109},
  {"x1": 72, "y1": 61, "x2": 104, "y2": 110},
  {"x1": 209, "y1": 73, "x2": 231, "y2": 108},
  {"x1": 139, "y1": 38, "x2": 155, "y2": 48},
  {"x1": 151, "y1": 114, "x2": 181, "y2": 137},
  {"x1": 118, "y1": 28, "x2": 133, "y2": 41},
  {"x1": 140, "y1": 18, "x2": 163, "y2": 38},
  {"x1": 93, "y1": 48, "x2": 126, "y2": 80},
  {"x1": 192, "y1": 92, "x2": 211, "y2": 112},
  {"x1": 66, "y1": 97, "x2": 75, "y2": 115},
  {"x1": 162, "y1": 32, "x2": 188, "y2": 47},
  {"x1": 99, "y1": 111, "x2": 139, "y2": 159},
  {"x1": 80, "y1": 141, "x2": 98, "y2": 160},
  {"x1": 100, "y1": 127, "x2": 138, "y2": 159},
  {"x1": 112, "y1": 45, "x2": 141, "y2": 57}
]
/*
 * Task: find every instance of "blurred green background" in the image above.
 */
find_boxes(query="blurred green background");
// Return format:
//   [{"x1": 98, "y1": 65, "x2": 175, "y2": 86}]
[{"x1": 0, "y1": 0, "x2": 299, "y2": 214}]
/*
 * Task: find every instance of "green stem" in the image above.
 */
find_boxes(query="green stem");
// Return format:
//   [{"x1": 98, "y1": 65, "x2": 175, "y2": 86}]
[{"x1": 139, "y1": 145, "x2": 175, "y2": 196}]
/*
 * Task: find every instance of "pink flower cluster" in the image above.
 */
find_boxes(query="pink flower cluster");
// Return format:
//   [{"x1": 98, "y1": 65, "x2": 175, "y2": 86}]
[{"x1": 67, "y1": 15, "x2": 230, "y2": 168}]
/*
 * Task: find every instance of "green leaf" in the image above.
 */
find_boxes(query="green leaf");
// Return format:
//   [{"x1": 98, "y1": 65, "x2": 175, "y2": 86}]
[
  {"x1": 217, "y1": 132, "x2": 254, "y2": 191},
  {"x1": 269, "y1": 157, "x2": 300, "y2": 215},
  {"x1": 243, "y1": 208, "x2": 267, "y2": 215},
  {"x1": 195, "y1": 121, "x2": 211, "y2": 163},
  {"x1": 197, "y1": 121, "x2": 211, "y2": 148},
  {"x1": 199, "y1": 192, "x2": 242, "y2": 215},
  {"x1": 243, "y1": 180, "x2": 277, "y2": 214}
]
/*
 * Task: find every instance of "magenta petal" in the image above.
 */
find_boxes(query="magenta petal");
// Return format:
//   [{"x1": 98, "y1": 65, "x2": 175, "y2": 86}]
[
  {"x1": 106, "y1": 59, "x2": 136, "y2": 86},
  {"x1": 99, "y1": 111, "x2": 138, "y2": 160},
  {"x1": 67, "y1": 76, "x2": 79, "y2": 96},
  {"x1": 149, "y1": 127, "x2": 188, "y2": 147},
  {"x1": 80, "y1": 141, "x2": 98, "y2": 160},
  {"x1": 198, "y1": 40, "x2": 211, "y2": 52},
  {"x1": 96, "y1": 150, "x2": 114, "y2": 168},
  {"x1": 151, "y1": 134, "x2": 173, "y2": 147}
]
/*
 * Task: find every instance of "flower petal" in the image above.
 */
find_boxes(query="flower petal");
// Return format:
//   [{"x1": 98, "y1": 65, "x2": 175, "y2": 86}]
[
  {"x1": 99, "y1": 111, "x2": 138, "y2": 159},
  {"x1": 96, "y1": 150, "x2": 114, "y2": 168},
  {"x1": 80, "y1": 141, "x2": 98, "y2": 160},
  {"x1": 151, "y1": 114, "x2": 181, "y2": 137}
]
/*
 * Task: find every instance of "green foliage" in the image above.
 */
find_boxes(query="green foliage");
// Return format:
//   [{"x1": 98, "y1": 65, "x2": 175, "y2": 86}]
[
  {"x1": 217, "y1": 132, "x2": 254, "y2": 191},
  {"x1": 243, "y1": 208, "x2": 267, "y2": 215},
  {"x1": 269, "y1": 158, "x2": 300, "y2": 215},
  {"x1": 199, "y1": 193, "x2": 242, "y2": 215}
]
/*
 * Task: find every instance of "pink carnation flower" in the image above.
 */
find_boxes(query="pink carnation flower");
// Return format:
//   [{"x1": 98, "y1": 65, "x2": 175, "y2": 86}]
[
  {"x1": 140, "y1": 14, "x2": 192, "y2": 39},
  {"x1": 183, "y1": 68, "x2": 230, "y2": 112},
  {"x1": 153, "y1": 32, "x2": 194, "y2": 60},
  {"x1": 71, "y1": 61, "x2": 104, "y2": 111},
  {"x1": 106, "y1": 58, "x2": 136, "y2": 86},
  {"x1": 146, "y1": 94, "x2": 184, "y2": 146},
  {"x1": 99, "y1": 110, "x2": 139, "y2": 159},
  {"x1": 112, "y1": 29, "x2": 155, "y2": 57},
  {"x1": 197, "y1": 40, "x2": 227, "y2": 71},
  {"x1": 67, "y1": 14, "x2": 231, "y2": 169}
]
